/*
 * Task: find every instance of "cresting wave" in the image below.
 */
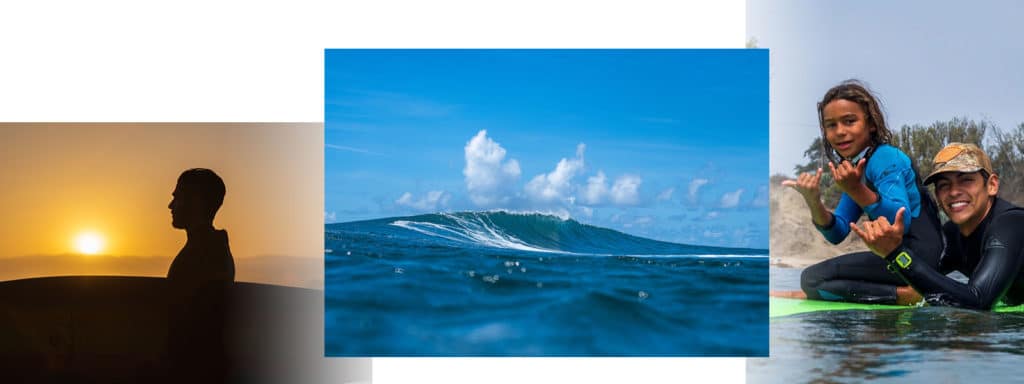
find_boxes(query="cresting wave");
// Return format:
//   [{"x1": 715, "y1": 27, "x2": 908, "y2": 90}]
[{"x1": 327, "y1": 211, "x2": 766, "y2": 256}]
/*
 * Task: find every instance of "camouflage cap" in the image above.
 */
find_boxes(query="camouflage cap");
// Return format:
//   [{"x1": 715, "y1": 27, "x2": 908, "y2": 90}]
[{"x1": 923, "y1": 142, "x2": 994, "y2": 185}]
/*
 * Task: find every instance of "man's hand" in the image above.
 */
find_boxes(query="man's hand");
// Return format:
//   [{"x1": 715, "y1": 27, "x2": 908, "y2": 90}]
[
  {"x1": 781, "y1": 167, "x2": 823, "y2": 203},
  {"x1": 850, "y1": 207, "x2": 906, "y2": 257},
  {"x1": 829, "y1": 158, "x2": 867, "y2": 195}
]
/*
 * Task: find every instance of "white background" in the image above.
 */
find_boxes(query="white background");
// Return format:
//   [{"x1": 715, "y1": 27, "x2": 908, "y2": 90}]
[{"x1": 1, "y1": 1, "x2": 750, "y2": 383}]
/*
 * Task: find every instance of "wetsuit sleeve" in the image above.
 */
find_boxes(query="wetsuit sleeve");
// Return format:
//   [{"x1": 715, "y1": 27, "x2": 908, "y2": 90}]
[
  {"x1": 938, "y1": 223, "x2": 959, "y2": 275},
  {"x1": 815, "y1": 193, "x2": 861, "y2": 244},
  {"x1": 861, "y1": 148, "x2": 914, "y2": 233},
  {"x1": 888, "y1": 213, "x2": 1024, "y2": 310}
]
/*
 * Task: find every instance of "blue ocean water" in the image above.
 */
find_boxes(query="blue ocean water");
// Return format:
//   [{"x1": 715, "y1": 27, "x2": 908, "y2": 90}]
[
  {"x1": 325, "y1": 211, "x2": 768, "y2": 356},
  {"x1": 749, "y1": 267, "x2": 1024, "y2": 383}
]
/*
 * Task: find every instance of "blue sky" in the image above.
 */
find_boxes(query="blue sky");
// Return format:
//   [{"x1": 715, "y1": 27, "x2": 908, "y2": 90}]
[
  {"x1": 326, "y1": 50, "x2": 767, "y2": 248},
  {"x1": 748, "y1": 0, "x2": 1024, "y2": 176}
]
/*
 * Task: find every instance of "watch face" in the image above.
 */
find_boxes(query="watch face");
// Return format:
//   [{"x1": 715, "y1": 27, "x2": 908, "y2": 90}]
[{"x1": 897, "y1": 252, "x2": 912, "y2": 269}]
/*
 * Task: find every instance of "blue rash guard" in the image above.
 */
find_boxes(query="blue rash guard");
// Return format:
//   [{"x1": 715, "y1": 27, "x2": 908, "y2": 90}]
[
  {"x1": 815, "y1": 144, "x2": 922, "y2": 243},
  {"x1": 800, "y1": 144, "x2": 944, "y2": 304}
]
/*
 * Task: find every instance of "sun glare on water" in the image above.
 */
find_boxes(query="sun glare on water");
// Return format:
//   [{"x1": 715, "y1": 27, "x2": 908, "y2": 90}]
[{"x1": 74, "y1": 232, "x2": 106, "y2": 255}]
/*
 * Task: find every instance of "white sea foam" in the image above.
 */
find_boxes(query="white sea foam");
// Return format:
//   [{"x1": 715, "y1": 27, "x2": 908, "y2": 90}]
[
  {"x1": 390, "y1": 214, "x2": 565, "y2": 254},
  {"x1": 386, "y1": 212, "x2": 767, "y2": 258}
]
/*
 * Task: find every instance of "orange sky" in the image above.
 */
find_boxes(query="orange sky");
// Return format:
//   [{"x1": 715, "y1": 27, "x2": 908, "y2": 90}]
[{"x1": 0, "y1": 123, "x2": 322, "y2": 285}]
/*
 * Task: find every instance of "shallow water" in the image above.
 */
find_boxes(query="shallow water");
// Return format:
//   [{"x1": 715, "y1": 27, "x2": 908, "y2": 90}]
[
  {"x1": 749, "y1": 267, "x2": 1024, "y2": 383},
  {"x1": 324, "y1": 212, "x2": 768, "y2": 356}
]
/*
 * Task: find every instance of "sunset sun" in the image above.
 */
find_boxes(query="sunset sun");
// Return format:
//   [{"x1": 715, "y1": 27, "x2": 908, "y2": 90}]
[{"x1": 74, "y1": 232, "x2": 106, "y2": 255}]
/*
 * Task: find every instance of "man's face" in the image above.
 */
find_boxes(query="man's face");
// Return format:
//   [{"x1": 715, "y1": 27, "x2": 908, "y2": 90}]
[
  {"x1": 168, "y1": 183, "x2": 204, "y2": 229},
  {"x1": 933, "y1": 171, "x2": 999, "y2": 236}
]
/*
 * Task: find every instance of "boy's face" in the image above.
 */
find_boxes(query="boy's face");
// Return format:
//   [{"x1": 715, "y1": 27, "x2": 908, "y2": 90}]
[{"x1": 822, "y1": 99, "x2": 875, "y2": 159}]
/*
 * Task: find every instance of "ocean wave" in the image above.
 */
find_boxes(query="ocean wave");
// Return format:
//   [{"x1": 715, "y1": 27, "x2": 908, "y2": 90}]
[{"x1": 327, "y1": 211, "x2": 765, "y2": 256}]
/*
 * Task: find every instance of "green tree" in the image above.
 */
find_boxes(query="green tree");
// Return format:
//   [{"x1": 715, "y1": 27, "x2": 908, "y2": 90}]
[
  {"x1": 988, "y1": 123, "x2": 1024, "y2": 205},
  {"x1": 892, "y1": 117, "x2": 989, "y2": 178}
]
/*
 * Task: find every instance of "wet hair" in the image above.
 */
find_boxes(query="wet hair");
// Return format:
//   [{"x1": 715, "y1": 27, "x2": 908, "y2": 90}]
[
  {"x1": 816, "y1": 79, "x2": 893, "y2": 165},
  {"x1": 176, "y1": 168, "x2": 226, "y2": 219}
]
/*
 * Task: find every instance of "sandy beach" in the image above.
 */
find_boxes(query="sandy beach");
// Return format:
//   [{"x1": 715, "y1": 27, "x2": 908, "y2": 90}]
[{"x1": 770, "y1": 182, "x2": 869, "y2": 268}]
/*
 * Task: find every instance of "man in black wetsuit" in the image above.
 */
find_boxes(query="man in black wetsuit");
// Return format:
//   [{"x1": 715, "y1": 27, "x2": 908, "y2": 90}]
[
  {"x1": 852, "y1": 143, "x2": 1024, "y2": 310},
  {"x1": 166, "y1": 168, "x2": 235, "y2": 382}
]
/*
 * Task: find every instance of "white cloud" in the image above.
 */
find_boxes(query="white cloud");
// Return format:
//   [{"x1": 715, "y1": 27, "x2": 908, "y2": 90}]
[
  {"x1": 610, "y1": 175, "x2": 642, "y2": 205},
  {"x1": 720, "y1": 189, "x2": 744, "y2": 208},
  {"x1": 579, "y1": 171, "x2": 641, "y2": 206},
  {"x1": 525, "y1": 143, "x2": 586, "y2": 204},
  {"x1": 688, "y1": 178, "x2": 709, "y2": 204},
  {"x1": 656, "y1": 187, "x2": 675, "y2": 202},
  {"x1": 581, "y1": 171, "x2": 607, "y2": 205},
  {"x1": 325, "y1": 211, "x2": 337, "y2": 223},
  {"x1": 396, "y1": 190, "x2": 451, "y2": 211},
  {"x1": 706, "y1": 211, "x2": 720, "y2": 219},
  {"x1": 463, "y1": 130, "x2": 521, "y2": 206}
]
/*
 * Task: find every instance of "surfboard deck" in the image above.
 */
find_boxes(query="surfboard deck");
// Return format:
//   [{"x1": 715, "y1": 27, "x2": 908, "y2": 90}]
[{"x1": 770, "y1": 296, "x2": 1024, "y2": 318}]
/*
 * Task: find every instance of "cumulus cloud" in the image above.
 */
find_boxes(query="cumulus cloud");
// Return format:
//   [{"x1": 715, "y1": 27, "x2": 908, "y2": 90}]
[
  {"x1": 396, "y1": 190, "x2": 451, "y2": 211},
  {"x1": 720, "y1": 189, "x2": 744, "y2": 208},
  {"x1": 325, "y1": 211, "x2": 337, "y2": 223},
  {"x1": 610, "y1": 175, "x2": 642, "y2": 205},
  {"x1": 656, "y1": 187, "x2": 675, "y2": 202},
  {"x1": 581, "y1": 171, "x2": 608, "y2": 205},
  {"x1": 463, "y1": 130, "x2": 521, "y2": 206},
  {"x1": 705, "y1": 211, "x2": 720, "y2": 220},
  {"x1": 580, "y1": 171, "x2": 642, "y2": 206},
  {"x1": 688, "y1": 178, "x2": 709, "y2": 204},
  {"x1": 525, "y1": 143, "x2": 586, "y2": 204}
]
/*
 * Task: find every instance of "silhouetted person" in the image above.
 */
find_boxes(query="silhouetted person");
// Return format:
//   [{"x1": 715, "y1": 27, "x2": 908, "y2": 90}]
[
  {"x1": 165, "y1": 168, "x2": 235, "y2": 383},
  {"x1": 167, "y1": 168, "x2": 235, "y2": 284}
]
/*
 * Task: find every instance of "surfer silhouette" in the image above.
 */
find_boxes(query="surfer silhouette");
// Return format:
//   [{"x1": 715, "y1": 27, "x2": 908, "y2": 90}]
[
  {"x1": 167, "y1": 168, "x2": 235, "y2": 285},
  {"x1": 165, "y1": 168, "x2": 235, "y2": 382}
]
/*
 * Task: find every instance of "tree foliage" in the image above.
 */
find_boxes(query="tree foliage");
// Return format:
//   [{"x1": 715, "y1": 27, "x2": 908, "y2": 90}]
[
  {"x1": 891, "y1": 117, "x2": 989, "y2": 178},
  {"x1": 987, "y1": 123, "x2": 1024, "y2": 205}
]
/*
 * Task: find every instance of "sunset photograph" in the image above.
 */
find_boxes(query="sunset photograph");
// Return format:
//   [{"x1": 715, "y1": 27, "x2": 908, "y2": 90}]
[
  {"x1": 0, "y1": 123, "x2": 363, "y2": 383},
  {"x1": 0, "y1": 123, "x2": 322, "y2": 285}
]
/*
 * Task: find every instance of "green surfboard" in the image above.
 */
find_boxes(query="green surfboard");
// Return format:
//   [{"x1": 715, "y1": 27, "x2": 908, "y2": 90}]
[{"x1": 770, "y1": 296, "x2": 1024, "y2": 318}]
